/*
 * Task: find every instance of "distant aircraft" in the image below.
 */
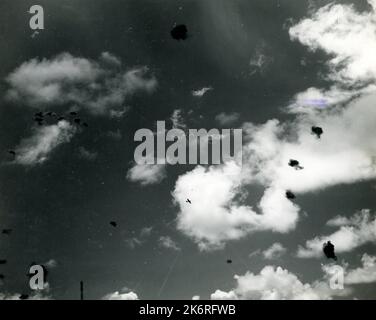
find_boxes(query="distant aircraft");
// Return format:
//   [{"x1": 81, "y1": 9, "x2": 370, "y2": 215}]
[
  {"x1": 186, "y1": 199, "x2": 191, "y2": 204},
  {"x1": 8, "y1": 150, "x2": 16, "y2": 156},
  {"x1": 19, "y1": 294, "x2": 29, "y2": 300},
  {"x1": 0, "y1": 260, "x2": 7, "y2": 264},
  {"x1": 110, "y1": 221, "x2": 117, "y2": 227},
  {"x1": 226, "y1": 259, "x2": 232, "y2": 264}
]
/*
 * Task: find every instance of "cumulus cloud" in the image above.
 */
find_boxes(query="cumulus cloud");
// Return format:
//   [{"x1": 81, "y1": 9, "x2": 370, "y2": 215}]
[
  {"x1": 171, "y1": 1, "x2": 376, "y2": 250},
  {"x1": 210, "y1": 265, "x2": 349, "y2": 300},
  {"x1": 6, "y1": 52, "x2": 157, "y2": 115},
  {"x1": 211, "y1": 290, "x2": 238, "y2": 300},
  {"x1": 215, "y1": 112, "x2": 240, "y2": 126},
  {"x1": 127, "y1": 162, "x2": 167, "y2": 186},
  {"x1": 173, "y1": 90, "x2": 376, "y2": 250},
  {"x1": 100, "y1": 51, "x2": 121, "y2": 66},
  {"x1": 297, "y1": 210, "x2": 376, "y2": 258},
  {"x1": 173, "y1": 162, "x2": 260, "y2": 250},
  {"x1": 102, "y1": 291, "x2": 139, "y2": 300},
  {"x1": 159, "y1": 236, "x2": 181, "y2": 251},
  {"x1": 262, "y1": 243, "x2": 287, "y2": 260},
  {"x1": 14, "y1": 120, "x2": 76, "y2": 166},
  {"x1": 0, "y1": 292, "x2": 52, "y2": 300},
  {"x1": 288, "y1": 1, "x2": 376, "y2": 112},
  {"x1": 346, "y1": 254, "x2": 376, "y2": 284},
  {"x1": 321, "y1": 254, "x2": 376, "y2": 286},
  {"x1": 0, "y1": 283, "x2": 52, "y2": 300},
  {"x1": 192, "y1": 87, "x2": 213, "y2": 97}
]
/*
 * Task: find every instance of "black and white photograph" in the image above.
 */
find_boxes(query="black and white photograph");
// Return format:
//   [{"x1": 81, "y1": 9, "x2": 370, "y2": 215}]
[{"x1": 0, "y1": 0, "x2": 376, "y2": 311}]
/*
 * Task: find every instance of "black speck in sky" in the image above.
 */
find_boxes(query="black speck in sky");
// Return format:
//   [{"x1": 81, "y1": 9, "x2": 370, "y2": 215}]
[
  {"x1": 323, "y1": 241, "x2": 337, "y2": 261},
  {"x1": 171, "y1": 24, "x2": 188, "y2": 40}
]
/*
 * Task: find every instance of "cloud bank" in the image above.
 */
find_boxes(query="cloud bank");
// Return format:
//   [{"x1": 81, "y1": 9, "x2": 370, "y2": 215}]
[{"x1": 6, "y1": 52, "x2": 157, "y2": 115}]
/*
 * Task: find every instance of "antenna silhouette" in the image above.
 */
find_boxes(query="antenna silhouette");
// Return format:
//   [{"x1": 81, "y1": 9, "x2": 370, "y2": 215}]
[{"x1": 80, "y1": 281, "x2": 84, "y2": 300}]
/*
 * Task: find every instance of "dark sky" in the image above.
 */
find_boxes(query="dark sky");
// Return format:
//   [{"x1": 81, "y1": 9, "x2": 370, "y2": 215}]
[{"x1": 0, "y1": 0, "x2": 376, "y2": 300}]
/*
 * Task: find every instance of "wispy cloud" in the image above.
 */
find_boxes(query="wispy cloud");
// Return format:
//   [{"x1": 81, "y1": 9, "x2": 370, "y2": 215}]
[
  {"x1": 6, "y1": 52, "x2": 157, "y2": 116},
  {"x1": 159, "y1": 236, "x2": 181, "y2": 251},
  {"x1": 297, "y1": 210, "x2": 376, "y2": 258},
  {"x1": 127, "y1": 163, "x2": 167, "y2": 186},
  {"x1": 14, "y1": 120, "x2": 76, "y2": 166},
  {"x1": 192, "y1": 87, "x2": 213, "y2": 97}
]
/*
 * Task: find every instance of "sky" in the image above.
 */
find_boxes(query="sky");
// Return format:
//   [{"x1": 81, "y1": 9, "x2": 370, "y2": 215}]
[{"x1": 0, "y1": 0, "x2": 376, "y2": 300}]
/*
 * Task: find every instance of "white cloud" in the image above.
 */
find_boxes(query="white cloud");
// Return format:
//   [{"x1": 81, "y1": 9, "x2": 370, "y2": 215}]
[
  {"x1": 125, "y1": 226, "x2": 153, "y2": 249},
  {"x1": 173, "y1": 2, "x2": 376, "y2": 250},
  {"x1": 102, "y1": 291, "x2": 139, "y2": 300},
  {"x1": 287, "y1": 86, "x2": 361, "y2": 114},
  {"x1": 173, "y1": 162, "x2": 261, "y2": 250},
  {"x1": 0, "y1": 292, "x2": 52, "y2": 300},
  {"x1": 326, "y1": 216, "x2": 351, "y2": 227},
  {"x1": 125, "y1": 237, "x2": 143, "y2": 249},
  {"x1": 107, "y1": 129, "x2": 122, "y2": 140},
  {"x1": 262, "y1": 243, "x2": 287, "y2": 260},
  {"x1": 288, "y1": 1, "x2": 376, "y2": 113},
  {"x1": 290, "y1": 1, "x2": 376, "y2": 85},
  {"x1": 210, "y1": 265, "x2": 349, "y2": 300},
  {"x1": 6, "y1": 52, "x2": 157, "y2": 115},
  {"x1": 249, "y1": 249, "x2": 261, "y2": 259},
  {"x1": 215, "y1": 112, "x2": 240, "y2": 125},
  {"x1": 14, "y1": 120, "x2": 76, "y2": 166},
  {"x1": 211, "y1": 290, "x2": 238, "y2": 300},
  {"x1": 159, "y1": 236, "x2": 181, "y2": 251},
  {"x1": 127, "y1": 162, "x2": 167, "y2": 186},
  {"x1": 78, "y1": 147, "x2": 98, "y2": 161},
  {"x1": 192, "y1": 87, "x2": 213, "y2": 97},
  {"x1": 100, "y1": 52, "x2": 121, "y2": 66},
  {"x1": 321, "y1": 253, "x2": 376, "y2": 286},
  {"x1": 297, "y1": 210, "x2": 376, "y2": 258},
  {"x1": 0, "y1": 283, "x2": 52, "y2": 300},
  {"x1": 44, "y1": 259, "x2": 58, "y2": 269},
  {"x1": 249, "y1": 44, "x2": 272, "y2": 75},
  {"x1": 109, "y1": 107, "x2": 129, "y2": 119},
  {"x1": 173, "y1": 90, "x2": 376, "y2": 250},
  {"x1": 140, "y1": 226, "x2": 153, "y2": 237},
  {"x1": 170, "y1": 109, "x2": 186, "y2": 129},
  {"x1": 346, "y1": 254, "x2": 376, "y2": 284}
]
